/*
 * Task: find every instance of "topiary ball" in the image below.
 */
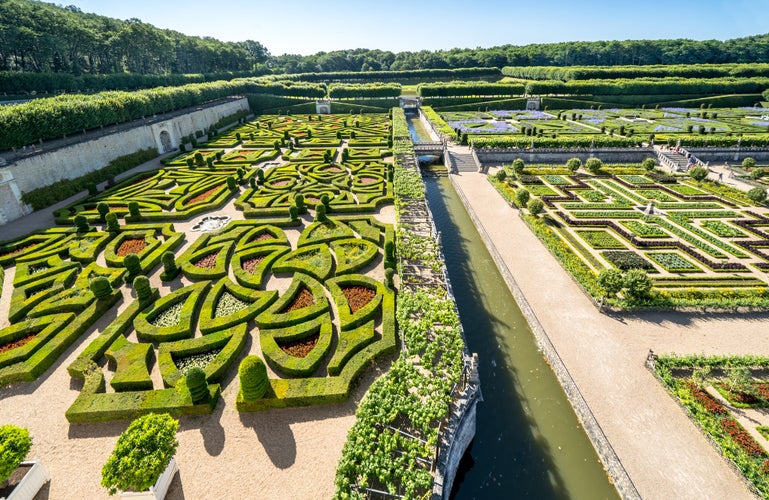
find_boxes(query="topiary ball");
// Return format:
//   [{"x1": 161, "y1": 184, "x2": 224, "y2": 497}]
[
  {"x1": 186, "y1": 367, "x2": 209, "y2": 403},
  {"x1": 239, "y1": 355, "x2": 268, "y2": 401},
  {"x1": 132, "y1": 275, "x2": 152, "y2": 301},
  {"x1": 90, "y1": 276, "x2": 113, "y2": 300},
  {"x1": 124, "y1": 253, "x2": 142, "y2": 278}
]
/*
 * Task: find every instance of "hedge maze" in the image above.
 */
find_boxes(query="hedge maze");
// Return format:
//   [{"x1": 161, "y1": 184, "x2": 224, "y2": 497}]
[{"x1": 0, "y1": 113, "x2": 397, "y2": 422}]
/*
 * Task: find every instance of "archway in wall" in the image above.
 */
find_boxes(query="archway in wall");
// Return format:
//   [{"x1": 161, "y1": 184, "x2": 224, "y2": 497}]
[{"x1": 159, "y1": 130, "x2": 173, "y2": 152}]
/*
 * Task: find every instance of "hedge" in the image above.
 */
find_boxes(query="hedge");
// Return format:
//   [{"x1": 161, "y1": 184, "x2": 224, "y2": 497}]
[
  {"x1": 260, "y1": 315, "x2": 333, "y2": 377},
  {"x1": 133, "y1": 281, "x2": 210, "y2": 342},
  {"x1": 255, "y1": 273, "x2": 329, "y2": 329},
  {"x1": 272, "y1": 243, "x2": 335, "y2": 282},
  {"x1": 105, "y1": 335, "x2": 154, "y2": 391},
  {"x1": 197, "y1": 278, "x2": 278, "y2": 334},
  {"x1": 232, "y1": 245, "x2": 292, "y2": 289},
  {"x1": 326, "y1": 274, "x2": 384, "y2": 331}
]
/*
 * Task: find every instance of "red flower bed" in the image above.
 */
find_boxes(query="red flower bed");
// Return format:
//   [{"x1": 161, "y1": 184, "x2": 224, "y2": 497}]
[
  {"x1": 0, "y1": 334, "x2": 36, "y2": 354},
  {"x1": 282, "y1": 287, "x2": 314, "y2": 312},
  {"x1": 278, "y1": 332, "x2": 319, "y2": 358},
  {"x1": 252, "y1": 233, "x2": 275, "y2": 243},
  {"x1": 687, "y1": 381, "x2": 728, "y2": 415},
  {"x1": 755, "y1": 383, "x2": 769, "y2": 401},
  {"x1": 341, "y1": 286, "x2": 375, "y2": 313},
  {"x1": 0, "y1": 244, "x2": 37, "y2": 258},
  {"x1": 272, "y1": 180, "x2": 291, "y2": 187},
  {"x1": 116, "y1": 238, "x2": 147, "y2": 257},
  {"x1": 721, "y1": 416, "x2": 768, "y2": 458},
  {"x1": 185, "y1": 185, "x2": 221, "y2": 206},
  {"x1": 322, "y1": 166, "x2": 342, "y2": 173},
  {"x1": 193, "y1": 251, "x2": 219, "y2": 269},
  {"x1": 360, "y1": 177, "x2": 378, "y2": 185},
  {"x1": 242, "y1": 255, "x2": 265, "y2": 274}
]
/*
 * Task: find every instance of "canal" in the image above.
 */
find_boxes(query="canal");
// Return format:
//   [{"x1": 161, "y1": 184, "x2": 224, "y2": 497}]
[{"x1": 406, "y1": 114, "x2": 618, "y2": 499}]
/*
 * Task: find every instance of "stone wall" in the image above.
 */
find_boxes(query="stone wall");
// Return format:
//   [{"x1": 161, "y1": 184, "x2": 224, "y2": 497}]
[
  {"x1": 0, "y1": 97, "x2": 249, "y2": 225},
  {"x1": 475, "y1": 147, "x2": 656, "y2": 166},
  {"x1": 687, "y1": 147, "x2": 769, "y2": 163}
]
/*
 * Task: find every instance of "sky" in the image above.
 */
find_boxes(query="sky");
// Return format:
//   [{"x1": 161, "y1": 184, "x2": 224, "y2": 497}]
[{"x1": 64, "y1": 0, "x2": 769, "y2": 56}]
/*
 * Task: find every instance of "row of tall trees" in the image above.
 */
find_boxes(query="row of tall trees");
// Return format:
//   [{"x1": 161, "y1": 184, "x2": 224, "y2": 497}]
[{"x1": 0, "y1": 0, "x2": 269, "y2": 75}]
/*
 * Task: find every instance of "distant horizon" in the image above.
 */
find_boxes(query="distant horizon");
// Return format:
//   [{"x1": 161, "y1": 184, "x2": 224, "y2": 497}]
[{"x1": 63, "y1": 0, "x2": 769, "y2": 57}]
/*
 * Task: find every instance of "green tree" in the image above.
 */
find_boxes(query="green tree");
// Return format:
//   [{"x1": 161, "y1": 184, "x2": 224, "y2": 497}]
[
  {"x1": 691, "y1": 365, "x2": 712, "y2": 389},
  {"x1": 495, "y1": 169, "x2": 507, "y2": 182},
  {"x1": 566, "y1": 157, "x2": 582, "y2": 173},
  {"x1": 515, "y1": 188, "x2": 530, "y2": 207},
  {"x1": 623, "y1": 269, "x2": 652, "y2": 299},
  {"x1": 747, "y1": 187, "x2": 767, "y2": 203},
  {"x1": 597, "y1": 268, "x2": 624, "y2": 297},
  {"x1": 641, "y1": 158, "x2": 656, "y2": 171},
  {"x1": 101, "y1": 413, "x2": 179, "y2": 495},
  {"x1": 585, "y1": 157, "x2": 602, "y2": 174},
  {"x1": 512, "y1": 159, "x2": 525, "y2": 176},
  {"x1": 527, "y1": 198, "x2": 544, "y2": 216},
  {"x1": 742, "y1": 157, "x2": 756, "y2": 169}
]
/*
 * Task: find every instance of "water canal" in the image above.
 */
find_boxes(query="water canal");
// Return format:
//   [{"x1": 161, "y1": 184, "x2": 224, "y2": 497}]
[{"x1": 405, "y1": 114, "x2": 619, "y2": 499}]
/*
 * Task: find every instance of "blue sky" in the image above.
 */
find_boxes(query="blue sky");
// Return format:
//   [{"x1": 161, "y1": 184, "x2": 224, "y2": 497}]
[{"x1": 65, "y1": 0, "x2": 769, "y2": 56}]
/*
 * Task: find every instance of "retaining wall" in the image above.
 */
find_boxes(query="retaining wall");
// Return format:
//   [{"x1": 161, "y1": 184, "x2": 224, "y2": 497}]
[
  {"x1": 0, "y1": 97, "x2": 249, "y2": 225},
  {"x1": 474, "y1": 147, "x2": 656, "y2": 165}
]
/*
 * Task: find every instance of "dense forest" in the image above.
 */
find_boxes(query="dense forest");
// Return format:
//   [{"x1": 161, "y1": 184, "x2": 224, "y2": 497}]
[{"x1": 2, "y1": 0, "x2": 769, "y2": 80}]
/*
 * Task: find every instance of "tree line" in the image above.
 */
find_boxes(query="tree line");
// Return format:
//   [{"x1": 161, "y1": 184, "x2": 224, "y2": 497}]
[{"x1": 3, "y1": 0, "x2": 769, "y2": 81}]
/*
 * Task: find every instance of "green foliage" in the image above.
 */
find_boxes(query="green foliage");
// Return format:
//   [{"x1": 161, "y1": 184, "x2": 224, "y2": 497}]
[
  {"x1": 597, "y1": 268, "x2": 624, "y2": 297},
  {"x1": 101, "y1": 413, "x2": 179, "y2": 495},
  {"x1": 585, "y1": 157, "x2": 603, "y2": 174},
  {"x1": 160, "y1": 251, "x2": 179, "y2": 281},
  {"x1": 0, "y1": 425, "x2": 32, "y2": 484},
  {"x1": 90, "y1": 276, "x2": 113, "y2": 300},
  {"x1": 123, "y1": 254, "x2": 142, "y2": 278},
  {"x1": 641, "y1": 158, "x2": 657, "y2": 170},
  {"x1": 74, "y1": 214, "x2": 90, "y2": 233},
  {"x1": 105, "y1": 211, "x2": 120, "y2": 231},
  {"x1": 742, "y1": 157, "x2": 756, "y2": 169},
  {"x1": 512, "y1": 158, "x2": 525, "y2": 175},
  {"x1": 239, "y1": 355, "x2": 269, "y2": 401},
  {"x1": 527, "y1": 197, "x2": 544, "y2": 216},
  {"x1": 623, "y1": 269, "x2": 653, "y2": 299},
  {"x1": 289, "y1": 204, "x2": 299, "y2": 221},
  {"x1": 514, "y1": 188, "x2": 530, "y2": 207},
  {"x1": 690, "y1": 166, "x2": 709, "y2": 181},
  {"x1": 747, "y1": 187, "x2": 767, "y2": 203},
  {"x1": 226, "y1": 176, "x2": 237, "y2": 190},
  {"x1": 495, "y1": 169, "x2": 507, "y2": 182},
  {"x1": 315, "y1": 203, "x2": 327, "y2": 222},
  {"x1": 97, "y1": 202, "x2": 110, "y2": 221},
  {"x1": 132, "y1": 276, "x2": 152, "y2": 302},
  {"x1": 185, "y1": 367, "x2": 209, "y2": 403},
  {"x1": 566, "y1": 157, "x2": 582, "y2": 172}
]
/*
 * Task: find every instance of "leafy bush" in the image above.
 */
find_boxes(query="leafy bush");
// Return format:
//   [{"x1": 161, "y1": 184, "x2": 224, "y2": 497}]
[
  {"x1": 748, "y1": 187, "x2": 767, "y2": 203},
  {"x1": 515, "y1": 188, "x2": 530, "y2": 207},
  {"x1": 527, "y1": 198, "x2": 544, "y2": 216},
  {"x1": 566, "y1": 157, "x2": 582, "y2": 172},
  {"x1": 585, "y1": 157, "x2": 602, "y2": 174},
  {"x1": 101, "y1": 413, "x2": 179, "y2": 495},
  {"x1": 690, "y1": 166, "x2": 709, "y2": 181},
  {"x1": 742, "y1": 157, "x2": 757, "y2": 169},
  {"x1": 641, "y1": 158, "x2": 656, "y2": 170},
  {"x1": 495, "y1": 169, "x2": 507, "y2": 182},
  {"x1": 0, "y1": 425, "x2": 32, "y2": 483},
  {"x1": 239, "y1": 355, "x2": 268, "y2": 401},
  {"x1": 623, "y1": 269, "x2": 653, "y2": 299},
  {"x1": 90, "y1": 276, "x2": 113, "y2": 300},
  {"x1": 185, "y1": 367, "x2": 209, "y2": 403},
  {"x1": 597, "y1": 268, "x2": 624, "y2": 297}
]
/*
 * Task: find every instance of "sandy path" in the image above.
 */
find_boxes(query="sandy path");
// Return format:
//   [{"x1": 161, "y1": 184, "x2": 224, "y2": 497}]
[{"x1": 451, "y1": 170, "x2": 766, "y2": 500}]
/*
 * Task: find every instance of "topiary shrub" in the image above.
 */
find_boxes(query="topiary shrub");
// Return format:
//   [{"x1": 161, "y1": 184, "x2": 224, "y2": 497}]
[
  {"x1": 160, "y1": 251, "x2": 179, "y2": 281},
  {"x1": 185, "y1": 367, "x2": 209, "y2": 403},
  {"x1": 641, "y1": 158, "x2": 656, "y2": 171},
  {"x1": 86, "y1": 182, "x2": 98, "y2": 195},
  {"x1": 105, "y1": 211, "x2": 120, "y2": 232},
  {"x1": 249, "y1": 177, "x2": 257, "y2": 189},
  {"x1": 226, "y1": 176, "x2": 237, "y2": 191},
  {"x1": 527, "y1": 198, "x2": 544, "y2": 216},
  {"x1": 289, "y1": 205, "x2": 299, "y2": 221},
  {"x1": 598, "y1": 268, "x2": 624, "y2": 298},
  {"x1": 133, "y1": 275, "x2": 152, "y2": 302},
  {"x1": 566, "y1": 157, "x2": 582, "y2": 173},
  {"x1": 239, "y1": 355, "x2": 268, "y2": 401},
  {"x1": 623, "y1": 269, "x2": 653, "y2": 300},
  {"x1": 320, "y1": 194, "x2": 330, "y2": 208},
  {"x1": 0, "y1": 425, "x2": 32, "y2": 484},
  {"x1": 512, "y1": 158, "x2": 525, "y2": 176},
  {"x1": 74, "y1": 214, "x2": 90, "y2": 233},
  {"x1": 294, "y1": 193, "x2": 306, "y2": 214},
  {"x1": 750, "y1": 168, "x2": 766, "y2": 180},
  {"x1": 90, "y1": 276, "x2": 113, "y2": 300},
  {"x1": 743, "y1": 157, "x2": 757, "y2": 169},
  {"x1": 495, "y1": 169, "x2": 507, "y2": 182},
  {"x1": 101, "y1": 413, "x2": 179, "y2": 495},
  {"x1": 515, "y1": 188, "x2": 530, "y2": 207},
  {"x1": 194, "y1": 152, "x2": 204, "y2": 167},
  {"x1": 256, "y1": 169, "x2": 265, "y2": 184},
  {"x1": 585, "y1": 158, "x2": 602, "y2": 174},
  {"x1": 97, "y1": 202, "x2": 110, "y2": 222},
  {"x1": 747, "y1": 187, "x2": 768, "y2": 204},
  {"x1": 123, "y1": 253, "x2": 142, "y2": 280},
  {"x1": 315, "y1": 203, "x2": 327, "y2": 222},
  {"x1": 128, "y1": 201, "x2": 141, "y2": 219},
  {"x1": 384, "y1": 267, "x2": 395, "y2": 289}
]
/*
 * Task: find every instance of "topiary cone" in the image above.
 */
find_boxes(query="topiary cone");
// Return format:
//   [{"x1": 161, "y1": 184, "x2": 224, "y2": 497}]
[
  {"x1": 132, "y1": 275, "x2": 152, "y2": 302},
  {"x1": 239, "y1": 355, "x2": 268, "y2": 401},
  {"x1": 90, "y1": 276, "x2": 113, "y2": 300},
  {"x1": 186, "y1": 367, "x2": 209, "y2": 403},
  {"x1": 123, "y1": 253, "x2": 142, "y2": 280}
]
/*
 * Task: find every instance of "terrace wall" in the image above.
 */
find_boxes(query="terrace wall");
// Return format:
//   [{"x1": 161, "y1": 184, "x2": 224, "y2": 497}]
[
  {"x1": 687, "y1": 147, "x2": 769, "y2": 163},
  {"x1": 0, "y1": 97, "x2": 249, "y2": 225},
  {"x1": 474, "y1": 147, "x2": 656, "y2": 166}
]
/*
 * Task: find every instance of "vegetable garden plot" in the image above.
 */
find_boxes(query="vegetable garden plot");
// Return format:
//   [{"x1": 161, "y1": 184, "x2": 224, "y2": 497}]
[{"x1": 492, "y1": 168, "x2": 769, "y2": 307}]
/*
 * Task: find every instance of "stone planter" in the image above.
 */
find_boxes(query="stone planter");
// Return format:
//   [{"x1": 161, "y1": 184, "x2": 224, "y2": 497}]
[
  {"x1": 118, "y1": 457, "x2": 177, "y2": 500},
  {"x1": 1, "y1": 457, "x2": 50, "y2": 500}
]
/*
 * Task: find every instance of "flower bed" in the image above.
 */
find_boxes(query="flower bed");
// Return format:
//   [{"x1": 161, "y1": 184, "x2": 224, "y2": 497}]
[
  {"x1": 282, "y1": 287, "x2": 314, "y2": 312},
  {"x1": 341, "y1": 286, "x2": 375, "y2": 313},
  {"x1": 241, "y1": 255, "x2": 265, "y2": 274},
  {"x1": 0, "y1": 334, "x2": 36, "y2": 354},
  {"x1": 193, "y1": 251, "x2": 220, "y2": 269},
  {"x1": 150, "y1": 302, "x2": 183, "y2": 328},
  {"x1": 278, "y1": 332, "x2": 319, "y2": 358},
  {"x1": 116, "y1": 238, "x2": 147, "y2": 257},
  {"x1": 214, "y1": 292, "x2": 249, "y2": 318}
]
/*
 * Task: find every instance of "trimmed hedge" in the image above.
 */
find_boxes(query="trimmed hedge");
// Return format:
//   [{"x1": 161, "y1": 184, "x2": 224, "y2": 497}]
[
  {"x1": 105, "y1": 335, "x2": 154, "y2": 391},
  {"x1": 326, "y1": 274, "x2": 384, "y2": 331},
  {"x1": 197, "y1": 278, "x2": 278, "y2": 334},
  {"x1": 260, "y1": 315, "x2": 333, "y2": 377},
  {"x1": 133, "y1": 281, "x2": 210, "y2": 342},
  {"x1": 255, "y1": 274, "x2": 329, "y2": 329}
]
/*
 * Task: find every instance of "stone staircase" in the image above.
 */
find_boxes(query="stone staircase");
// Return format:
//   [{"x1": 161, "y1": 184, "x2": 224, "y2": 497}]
[
  {"x1": 448, "y1": 151, "x2": 478, "y2": 173},
  {"x1": 655, "y1": 148, "x2": 691, "y2": 172}
]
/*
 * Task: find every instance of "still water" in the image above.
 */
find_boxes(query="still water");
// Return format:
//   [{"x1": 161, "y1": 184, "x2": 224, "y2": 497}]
[{"x1": 424, "y1": 176, "x2": 619, "y2": 500}]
